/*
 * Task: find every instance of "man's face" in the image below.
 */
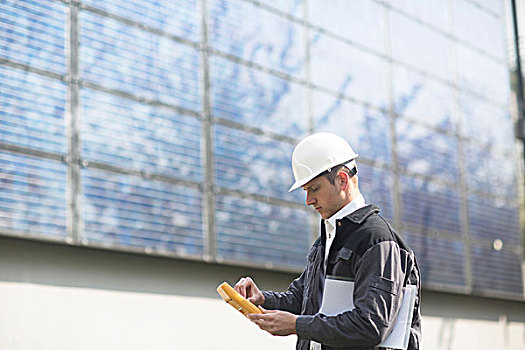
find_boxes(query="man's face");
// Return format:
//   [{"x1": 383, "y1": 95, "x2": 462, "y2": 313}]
[{"x1": 302, "y1": 174, "x2": 345, "y2": 220}]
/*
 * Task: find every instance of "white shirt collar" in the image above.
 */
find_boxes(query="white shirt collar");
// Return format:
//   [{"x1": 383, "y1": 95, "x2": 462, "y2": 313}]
[{"x1": 325, "y1": 193, "x2": 366, "y2": 229}]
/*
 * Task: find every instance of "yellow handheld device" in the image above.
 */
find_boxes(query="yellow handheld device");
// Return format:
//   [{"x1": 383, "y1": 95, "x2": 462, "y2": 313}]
[{"x1": 217, "y1": 282, "x2": 262, "y2": 316}]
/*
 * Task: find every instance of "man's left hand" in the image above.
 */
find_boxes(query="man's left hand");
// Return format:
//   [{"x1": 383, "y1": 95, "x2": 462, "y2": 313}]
[{"x1": 248, "y1": 307, "x2": 298, "y2": 336}]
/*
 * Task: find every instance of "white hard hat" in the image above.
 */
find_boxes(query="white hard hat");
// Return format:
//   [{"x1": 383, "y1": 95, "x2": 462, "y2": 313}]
[{"x1": 289, "y1": 132, "x2": 358, "y2": 192}]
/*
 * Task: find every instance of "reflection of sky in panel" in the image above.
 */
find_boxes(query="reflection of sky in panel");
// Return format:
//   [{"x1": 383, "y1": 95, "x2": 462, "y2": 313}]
[
  {"x1": 82, "y1": 0, "x2": 198, "y2": 41},
  {"x1": 82, "y1": 168, "x2": 203, "y2": 255},
  {"x1": 400, "y1": 176, "x2": 462, "y2": 235},
  {"x1": 257, "y1": 0, "x2": 302, "y2": 17},
  {"x1": 396, "y1": 120, "x2": 459, "y2": 183},
  {"x1": 0, "y1": 152, "x2": 66, "y2": 238},
  {"x1": 214, "y1": 125, "x2": 300, "y2": 202},
  {"x1": 209, "y1": 0, "x2": 304, "y2": 77},
  {"x1": 80, "y1": 12, "x2": 200, "y2": 111},
  {"x1": 215, "y1": 195, "x2": 309, "y2": 268},
  {"x1": 310, "y1": 32, "x2": 388, "y2": 108},
  {"x1": 308, "y1": 0, "x2": 385, "y2": 54},
  {"x1": 357, "y1": 164, "x2": 393, "y2": 220},
  {"x1": 81, "y1": 89, "x2": 202, "y2": 181},
  {"x1": 392, "y1": 65, "x2": 455, "y2": 132},
  {"x1": 0, "y1": 66, "x2": 66, "y2": 154},
  {"x1": 0, "y1": 0, "x2": 66, "y2": 74},
  {"x1": 211, "y1": 55, "x2": 307, "y2": 138},
  {"x1": 456, "y1": 45, "x2": 510, "y2": 104},
  {"x1": 389, "y1": 0, "x2": 449, "y2": 30},
  {"x1": 458, "y1": 94, "x2": 514, "y2": 150},
  {"x1": 471, "y1": 244, "x2": 523, "y2": 295},
  {"x1": 312, "y1": 91, "x2": 391, "y2": 164},
  {"x1": 311, "y1": 33, "x2": 388, "y2": 108},
  {"x1": 403, "y1": 232, "x2": 466, "y2": 287},
  {"x1": 463, "y1": 142, "x2": 516, "y2": 198},
  {"x1": 452, "y1": 0, "x2": 505, "y2": 60},
  {"x1": 390, "y1": 11, "x2": 451, "y2": 81},
  {"x1": 468, "y1": 196, "x2": 520, "y2": 245}
]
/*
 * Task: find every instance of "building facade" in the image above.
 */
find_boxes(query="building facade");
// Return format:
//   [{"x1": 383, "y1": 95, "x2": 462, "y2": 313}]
[{"x1": 0, "y1": 0, "x2": 524, "y2": 349}]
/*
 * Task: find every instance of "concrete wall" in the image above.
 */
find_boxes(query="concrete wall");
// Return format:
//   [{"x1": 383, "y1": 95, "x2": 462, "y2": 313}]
[{"x1": 0, "y1": 236, "x2": 524, "y2": 350}]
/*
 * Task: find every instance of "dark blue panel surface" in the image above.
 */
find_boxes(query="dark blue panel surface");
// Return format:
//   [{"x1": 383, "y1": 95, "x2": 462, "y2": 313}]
[
  {"x1": 211, "y1": 55, "x2": 308, "y2": 138},
  {"x1": 80, "y1": 11, "x2": 200, "y2": 111},
  {"x1": 216, "y1": 195, "x2": 310, "y2": 268},
  {"x1": 403, "y1": 233, "x2": 466, "y2": 287},
  {"x1": 312, "y1": 91, "x2": 391, "y2": 164},
  {"x1": 210, "y1": 0, "x2": 304, "y2": 77},
  {"x1": 308, "y1": 0, "x2": 385, "y2": 54},
  {"x1": 468, "y1": 195, "x2": 520, "y2": 245},
  {"x1": 463, "y1": 142, "x2": 516, "y2": 198},
  {"x1": 396, "y1": 120, "x2": 459, "y2": 183},
  {"x1": 0, "y1": 0, "x2": 66, "y2": 73},
  {"x1": 357, "y1": 164, "x2": 394, "y2": 220},
  {"x1": 471, "y1": 244, "x2": 523, "y2": 295},
  {"x1": 82, "y1": 168, "x2": 203, "y2": 255},
  {"x1": 390, "y1": 11, "x2": 451, "y2": 81},
  {"x1": 392, "y1": 65, "x2": 455, "y2": 132},
  {"x1": 214, "y1": 125, "x2": 300, "y2": 202},
  {"x1": 401, "y1": 176, "x2": 462, "y2": 235},
  {"x1": 310, "y1": 32, "x2": 388, "y2": 108},
  {"x1": 0, "y1": 151, "x2": 67, "y2": 238},
  {"x1": 83, "y1": 0, "x2": 199, "y2": 41},
  {"x1": 0, "y1": 66, "x2": 67, "y2": 153},
  {"x1": 81, "y1": 88, "x2": 202, "y2": 181}
]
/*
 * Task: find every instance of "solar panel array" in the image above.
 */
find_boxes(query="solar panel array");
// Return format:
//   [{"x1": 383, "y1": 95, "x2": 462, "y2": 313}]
[{"x1": 0, "y1": 0, "x2": 522, "y2": 297}]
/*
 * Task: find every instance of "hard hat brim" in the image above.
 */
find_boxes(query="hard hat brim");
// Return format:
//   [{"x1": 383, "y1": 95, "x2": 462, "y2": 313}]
[
  {"x1": 288, "y1": 173, "x2": 319, "y2": 192},
  {"x1": 288, "y1": 156, "x2": 358, "y2": 192}
]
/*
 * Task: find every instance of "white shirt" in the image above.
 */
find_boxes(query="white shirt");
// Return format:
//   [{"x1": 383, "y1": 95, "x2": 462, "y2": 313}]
[
  {"x1": 323, "y1": 194, "x2": 366, "y2": 272},
  {"x1": 311, "y1": 194, "x2": 367, "y2": 350}
]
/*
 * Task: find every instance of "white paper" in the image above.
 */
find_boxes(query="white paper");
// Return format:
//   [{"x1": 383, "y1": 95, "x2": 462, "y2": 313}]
[{"x1": 318, "y1": 276, "x2": 416, "y2": 350}]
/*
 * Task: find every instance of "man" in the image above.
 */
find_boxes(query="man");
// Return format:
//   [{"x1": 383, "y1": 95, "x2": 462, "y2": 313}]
[{"x1": 234, "y1": 132, "x2": 421, "y2": 350}]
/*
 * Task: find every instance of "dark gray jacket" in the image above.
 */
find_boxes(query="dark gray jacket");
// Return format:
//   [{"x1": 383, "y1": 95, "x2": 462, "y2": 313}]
[{"x1": 262, "y1": 204, "x2": 421, "y2": 350}]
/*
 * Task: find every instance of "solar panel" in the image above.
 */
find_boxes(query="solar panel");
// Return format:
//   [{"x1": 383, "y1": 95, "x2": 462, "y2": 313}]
[
  {"x1": 82, "y1": 168, "x2": 204, "y2": 255},
  {"x1": 81, "y1": 88, "x2": 202, "y2": 181},
  {"x1": 215, "y1": 194, "x2": 310, "y2": 269},
  {"x1": 0, "y1": 0, "x2": 522, "y2": 298},
  {"x1": 0, "y1": 151, "x2": 67, "y2": 239},
  {"x1": 210, "y1": 55, "x2": 308, "y2": 138},
  {"x1": 0, "y1": 66, "x2": 67, "y2": 154},
  {"x1": 214, "y1": 124, "x2": 299, "y2": 202},
  {"x1": 0, "y1": 0, "x2": 66, "y2": 74},
  {"x1": 80, "y1": 11, "x2": 201, "y2": 111}
]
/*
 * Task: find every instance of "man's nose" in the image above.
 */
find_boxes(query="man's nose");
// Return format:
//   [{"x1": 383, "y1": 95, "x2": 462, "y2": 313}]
[{"x1": 305, "y1": 193, "x2": 316, "y2": 206}]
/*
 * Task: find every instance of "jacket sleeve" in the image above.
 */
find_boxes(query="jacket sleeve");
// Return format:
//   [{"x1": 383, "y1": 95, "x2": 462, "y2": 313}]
[
  {"x1": 295, "y1": 240, "x2": 405, "y2": 348},
  {"x1": 261, "y1": 270, "x2": 305, "y2": 315}
]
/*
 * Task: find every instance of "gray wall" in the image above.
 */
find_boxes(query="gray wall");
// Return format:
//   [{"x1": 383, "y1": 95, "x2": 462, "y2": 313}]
[{"x1": 1, "y1": 235, "x2": 524, "y2": 322}]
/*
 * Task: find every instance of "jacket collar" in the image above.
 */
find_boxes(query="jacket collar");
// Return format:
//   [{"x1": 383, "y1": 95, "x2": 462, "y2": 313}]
[
  {"x1": 318, "y1": 204, "x2": 380, "y2": 245},
  {"x1": 341, "y1": 204, "x2": 380, "y2": 224}
]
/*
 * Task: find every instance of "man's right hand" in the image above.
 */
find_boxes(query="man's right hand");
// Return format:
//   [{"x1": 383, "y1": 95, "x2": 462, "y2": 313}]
[{"x1": 234, "y1": 277, "x2": 265, "y2": 305}]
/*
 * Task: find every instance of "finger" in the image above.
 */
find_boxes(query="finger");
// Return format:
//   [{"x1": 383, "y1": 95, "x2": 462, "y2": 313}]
[
  {"x1": 247, "y1": 313, "x2": 258, "y2": 320},
  {"x1": 260, "y1": 307, "x2": 277, "y2": 314},
  {"x1": 235, "y1": 278, "x2": 246, "y2": 297}
]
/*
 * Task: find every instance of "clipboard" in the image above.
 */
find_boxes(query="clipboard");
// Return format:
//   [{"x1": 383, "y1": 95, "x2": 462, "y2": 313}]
[
  {"x1": 217, "y1": 282, "x2": 262, "y2": 316},
  {"x1": 319, "y1": 276, "x2": 416, "y2": 350}
]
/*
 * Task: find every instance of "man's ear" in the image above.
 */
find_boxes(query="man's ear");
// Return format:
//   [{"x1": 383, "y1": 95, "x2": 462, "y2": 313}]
[{"x1": 338, "y1": 171, "x2": 350, "y2": 191}]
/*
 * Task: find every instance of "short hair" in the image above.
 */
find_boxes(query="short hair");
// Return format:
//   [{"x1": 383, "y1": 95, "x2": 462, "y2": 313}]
[{"x1": 325, "y1": 161, "x2": 358, "y2": 185}]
